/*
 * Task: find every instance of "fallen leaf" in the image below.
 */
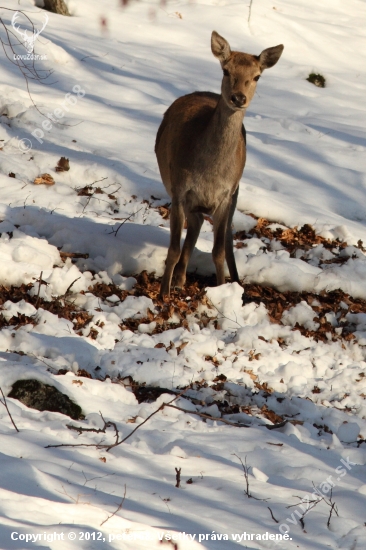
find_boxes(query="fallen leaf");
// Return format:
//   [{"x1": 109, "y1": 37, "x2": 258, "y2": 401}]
[
  {"x1": 34, "y1": 173, "x2": 55, "y2": 186},
  {"x1": 55, "y1": 157, "x2": 70, "y2": 172}
]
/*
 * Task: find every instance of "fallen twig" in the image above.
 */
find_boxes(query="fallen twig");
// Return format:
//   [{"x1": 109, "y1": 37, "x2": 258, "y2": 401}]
[
  {"x1": 63, "y1": 277, "x2": 81, "y2": 298},
  {"x1": 175, "y1": 467, "x2": 181, "y2": 488},
  {"x1": 46, "y1": 389, "x2": 189, "y2": 451},
  {"x1": 268, "y1": 506, "x2": 279, "y2": 523},
  {"x1": 35, "y1": 270, "x2": 44, "y2": 308},
  {"x1": 100, "y1": 484, "x2": 126, "y2": 527},
  {"x1": 67, "y1": 412, "x2": 120, "y2": 445},
  {"x1": 165, "y1": 404, "x2": 250, "y2": 428},
  {"x1": 109, "y1": 208, "x2": 143, "y2": 237},
  {"x1": 265, "y1": 420, "x2": 288, "y2": 430}
]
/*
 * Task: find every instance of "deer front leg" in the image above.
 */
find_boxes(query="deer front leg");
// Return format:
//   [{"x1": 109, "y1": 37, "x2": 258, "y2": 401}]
[
  {"x1": 212, "y1": 201, "x2": 231, "y2": 286},
  {"x1": 173, "y1": 211, "x2": 204, "y2": 289},
  {"x1": 160, "y1": 199, "x2": 185, "y2": 297},
  {"x1": 225, "y1": 187, "x2": 240, "y2": 283}
]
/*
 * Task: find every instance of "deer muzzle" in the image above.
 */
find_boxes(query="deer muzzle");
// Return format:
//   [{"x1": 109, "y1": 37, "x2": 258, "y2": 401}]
[{"x1": 230, "y1": 92, "x2": 246, "y2": 108}]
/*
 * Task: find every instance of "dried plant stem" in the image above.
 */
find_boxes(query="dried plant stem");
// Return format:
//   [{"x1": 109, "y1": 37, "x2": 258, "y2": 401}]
[{"x1": 0, "y1": 387, "x2": 20, "y2": 432}]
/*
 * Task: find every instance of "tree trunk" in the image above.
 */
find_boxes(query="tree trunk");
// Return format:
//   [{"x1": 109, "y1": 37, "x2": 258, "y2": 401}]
[{"x1": 43, "y1": 0, "x2": 70, "y2": 16}]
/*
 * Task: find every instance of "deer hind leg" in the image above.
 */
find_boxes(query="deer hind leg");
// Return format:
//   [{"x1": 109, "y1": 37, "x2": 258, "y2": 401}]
[
  {"x1": 173, "y1": 211, "x2": 204, "y2": 289},
  {"x1": 159, "y1": 199, "x2": 185, "y2": 297},
  {"x1": 225, "y1": 187, "x2": 240, "y2": 283}
]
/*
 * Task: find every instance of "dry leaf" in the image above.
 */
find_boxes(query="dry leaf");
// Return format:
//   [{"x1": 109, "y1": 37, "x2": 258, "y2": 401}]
[
  {"x1": 77, "y1": 185, "x2": 93, "y2": 196},
  {"x1": 157, "y1": 205, "x2": 170, "y2": 220},
  {"x1": 55, "y1": 157, "x2": 70, "y2": 172},
  {"x1": 177, "y1": 341, "x2": 188, "y2": 354},
  {"x1": 34, "y1": 173, "x2": 55, "y2": 186},
  {"x1": 77, "y1": 369, "x2": 93, "y2": 378}
]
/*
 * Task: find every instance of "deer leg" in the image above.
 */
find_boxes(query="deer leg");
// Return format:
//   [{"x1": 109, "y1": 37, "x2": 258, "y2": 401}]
[
  {"x1": 212, "y1": 202, "x2": 231, "y2": 286},
  {"x1": 160, "y1": 199, "x2": 185, "y2": 297},
  {"x1": 173, "y1": 211, "x2": 204, "y2": 289},
  {"x1": 225, "y1": 187, "x2": 240, "y2": 283}
]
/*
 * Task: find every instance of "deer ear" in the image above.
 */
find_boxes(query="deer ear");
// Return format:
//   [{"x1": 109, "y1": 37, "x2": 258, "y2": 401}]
[
  {"x1": 211, "y1": 31, "x2": 231, "y2": 64},
  {"x1": 259, "y1": 44, "x2": 284, "y2": 70}
]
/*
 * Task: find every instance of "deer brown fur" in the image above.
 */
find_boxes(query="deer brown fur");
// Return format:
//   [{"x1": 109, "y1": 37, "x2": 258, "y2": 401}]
[{"x1": 155, "y1": 31, "x2": 283, "y2": 296}]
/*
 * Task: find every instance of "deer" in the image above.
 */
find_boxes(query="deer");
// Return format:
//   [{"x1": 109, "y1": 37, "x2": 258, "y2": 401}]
[{"x1": 155, "y1": 31, "x2": 283, "y2": 297}]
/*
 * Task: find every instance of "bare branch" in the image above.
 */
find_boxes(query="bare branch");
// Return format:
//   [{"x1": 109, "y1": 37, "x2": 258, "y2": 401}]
[
  {"x1": 159, "y1": 495, "x2": 171, "y2": 514},
  {"x1": 109, "y1": 208, "x2": 143, "y2": 237},
  {"x1": 63, "y1": 277, "x2": 81, "y2": 298},
  {"x1": 67, "y1": 412, "x2": 120, "y2": 444},
  {"x1": 265, "y1": 420, "x2": 288, "y2": 430},
  {"x1": 46, "y1": 389, "x2": 190, "y2": 451},
  {"x1": 60, "y1": 251, "x2": 89, "y2": 260},
  {"x1": 206, "y1": 297, "x2": 243, "y2": 328},
  {"x1": 82, "y1": 471, "x2": 115, "y2": 487},
  {"x1": 100, "y1": 484, "x2": 126, "y2": 527},
  {"x1": 0, "y1": 9, "x2": 53, "y2": 118},
  {"x1": 35, "y1": 270, "x2": 47, "y2": 308},
  {"x1": 233, "y1": 453, "x2": 269, "y2": 501},
  {"x1": 268, "y1": 506, "x2": 279, "y2": 523},
  {"x1": 0, "y1": 387, "x2": 20, "y2": 432},
  {"x1": 248, "y1": 0, "x2": 254, "y2": 24},
  {"x1": 323, "y1": 488, "x2": 339, "y2": 528},
  {"x1": 165, "y1": 403, "x2": 250, "y2": 428}
]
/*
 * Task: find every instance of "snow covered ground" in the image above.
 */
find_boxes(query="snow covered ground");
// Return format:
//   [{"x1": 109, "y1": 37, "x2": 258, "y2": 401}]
[{"x1": 0, "y1": 0, "x2": 366, "y2": 548}]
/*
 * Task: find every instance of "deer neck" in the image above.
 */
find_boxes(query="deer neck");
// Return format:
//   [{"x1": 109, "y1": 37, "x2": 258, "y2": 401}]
[{"x1": 204, "y1": 96, "x2": 245, "y2": 156}]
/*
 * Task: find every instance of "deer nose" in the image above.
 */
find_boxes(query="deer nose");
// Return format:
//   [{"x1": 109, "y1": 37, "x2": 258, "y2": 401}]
[{"x1": 231, "y1": 92, "x2": 246, "y2": 108}]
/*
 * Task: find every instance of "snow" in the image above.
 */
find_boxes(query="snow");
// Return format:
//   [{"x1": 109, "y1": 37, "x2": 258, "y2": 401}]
[{"x1": 0, "y1": 0, "x2": 366, "y2": 548}]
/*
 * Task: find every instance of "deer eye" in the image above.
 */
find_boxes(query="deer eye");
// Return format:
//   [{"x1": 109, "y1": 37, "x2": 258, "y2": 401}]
[
  {"x1": 254, "y1": 75, "x2": 261, "y2": 82},
  {"x1": 223, "y1": 69, "x2": 230, "y2": 77}
]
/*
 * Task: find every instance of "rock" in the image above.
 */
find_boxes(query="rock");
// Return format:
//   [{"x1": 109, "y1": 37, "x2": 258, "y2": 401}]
[{"x1": 8, "y1": 379, "x2": 83, "y2": 420}]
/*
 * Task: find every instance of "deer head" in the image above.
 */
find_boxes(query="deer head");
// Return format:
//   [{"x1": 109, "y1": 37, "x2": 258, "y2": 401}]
[{"x1": 211, "y1": 31, "x2": 284, "y2": 111}]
